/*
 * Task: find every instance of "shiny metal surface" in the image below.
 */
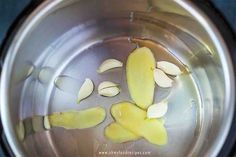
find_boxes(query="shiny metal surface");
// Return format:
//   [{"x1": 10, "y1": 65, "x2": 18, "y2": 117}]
[{"x1": 1, "y1": 0, "x2": 235, "y2": 157}]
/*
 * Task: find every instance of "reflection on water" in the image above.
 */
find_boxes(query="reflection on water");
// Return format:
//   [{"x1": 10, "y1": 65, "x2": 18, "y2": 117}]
[
  {"x1": 14, "y1": 61, "x2": 55, "y2": 86},
  {"x1": 15, "y1": 61, "x2": 34, "y2": 83},
  {"x1": 16, "y1": 116, "x2": 48, "y2": 141},
  {"x1": 54, "y1": 75, "x2": 81, "y2": 94},
  {"x1": 38, "y1": 67, "x2": 54, "y2": 84}
]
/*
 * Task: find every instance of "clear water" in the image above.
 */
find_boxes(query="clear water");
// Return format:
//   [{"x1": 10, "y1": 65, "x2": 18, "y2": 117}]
[
  {"x1": 33, "y1": 37, "x2": 201, "y2": 157},
  {"x1": 18, "y1": 17, "x2": 205, "y2": 156}
]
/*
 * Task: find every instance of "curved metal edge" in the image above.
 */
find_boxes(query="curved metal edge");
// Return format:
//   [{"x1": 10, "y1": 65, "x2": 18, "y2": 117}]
[
  {"x1": 177, "y1": 1, "x2": 236, "y2": 157},
  {"x1": 0, "y1": 0, "x2": 235, "y2": 157},
  {"x1": 0, "y1": 1, "x2": 46, "y2": 157},
  {"x1": 190, "y1": 1, "x2": 236, "y2": 157},
  {"x1": 0, "y1": 0, "x2": 63, "y2": 156},
  {"x1": 0, "y1": 0, "x2": 43, "y2": 72}
]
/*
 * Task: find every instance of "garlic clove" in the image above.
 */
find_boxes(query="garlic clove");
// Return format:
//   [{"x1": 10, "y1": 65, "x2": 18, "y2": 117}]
[
  {"x1": 99, "y1": 86, "x2": 120, "y2": 97},
  {"x1": 77, "y1": 78, "x2": 94, "y2": 103},
  {"x1": 98, "y1": 81, "x2": 120, "y2": 97},
  {"x1": 157, "y1": 61, "x2": 182, "y2": 76},
  {"x1": 32, "y1": 116, "x2": 45, "y2": 132},
  {"x1": 147, "y1": 101, "x2": 168, "y2": 118},
  {"x1": 16, "y1": 121, "x2": 25, "y2": 141},
  {"x1": 154, "y1": 69, "x2": 173, "y2": 88},
  {"x1": 97, "y1": 59, "x2": 123, "y2": 73},
  {"x1": 44, "y1": 116, "x2": 51, "y2": 130},
  {"x1": 98, "y1": 81, "x2": 118, "y2": 91}
]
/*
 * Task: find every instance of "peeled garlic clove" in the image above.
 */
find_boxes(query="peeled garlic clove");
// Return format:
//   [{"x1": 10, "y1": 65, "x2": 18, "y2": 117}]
[
  {"x1": 98, "y1": 81, "x2": 118, "y2": 91},
  {"x1": 77, "y1": 78, "x2": 94, "y2": 103},
  {"x1": 98, "y1": 81, "x2": 120, "y2": 97},
  {"x1": 147, "y1": 101, "x2": 168, "y2": 118},
  {"x1": 44, "y1": 116, "x2": 51, "y2": 130},
  {"x1": 99, "y1": 87, "x2": 120, "y2": 97},
  {"x1": 157, "y1": 61, "x2": 182, "y2": 75},
  {"x1": 154, "y1": 69, "x2": 173, "y2": 88},
  {"x1": 16, "y1": 121, "x2": 25, "y2": 141},
  {"x1": 97, "y1": 59, "x2": 123, "y2": 73}
]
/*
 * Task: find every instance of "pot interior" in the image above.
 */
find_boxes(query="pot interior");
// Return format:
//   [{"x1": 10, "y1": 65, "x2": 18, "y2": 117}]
[{"x1": 2, "y1": 0, "x2": 234, "y2": 157}]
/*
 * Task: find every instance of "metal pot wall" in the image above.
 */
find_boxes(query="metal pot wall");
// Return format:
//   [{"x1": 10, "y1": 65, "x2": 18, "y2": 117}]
[{"x1": 1, "y1": 0, "x2": 235, "y2": 157}]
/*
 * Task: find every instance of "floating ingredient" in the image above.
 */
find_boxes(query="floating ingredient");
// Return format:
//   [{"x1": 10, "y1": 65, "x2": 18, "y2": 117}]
[
  {"x1": 48, "y1": 107, "x2": 106, "y2": 129},
  {"x1": 147, "y1": 101, "x2": 168, "y2": 118},
  {"x1": 32, "y1": 116, "x2": 45, "y2": 132},
  {"x1": 157, "y1": 61, "x2": 182, "y2": 76},
  {"x1": 105, "y1": 122, "x2": 140, "y2": 143},
  {"x1": 77, "y1": 78, "x2": 94, "y2": 104},
  {"x1": 16, "y1": 121, "x2": 25, "y2": 141},
  {"x1": 98, "y1": 81, "x2": 120, "y2": 97},
  {"x1": 98, "y1": 81, "x2": 118, "y2": 91},
  {"x1": 126, "y1": 47, "x2": 156, "y2": 109},
  {"x1": 139, "y1": 119, "x2": 167, "y2": 145},
  {"x1": 44, "y1": 116, "x2": 51, "y2": 130},
  {"x1": 154, "y1": 69, "x2": 173, "y2": 88},
  {"x1": 111, "y1": 102, "x2": 167, "y2": 145},
  {"x1": 97, "y1": 59, "x2": 123, "y2": 73}
]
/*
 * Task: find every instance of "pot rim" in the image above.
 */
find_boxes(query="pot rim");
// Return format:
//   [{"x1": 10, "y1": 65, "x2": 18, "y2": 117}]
[
  {"x1": 177, "y1": 1, "x2": 235, "y2": 157},
  {"x1": 0, "y1": 1, "x2": 235, "y2": 157},
  {"x1": 0, "y1": 1, "x2": 64, "y2": 156}
]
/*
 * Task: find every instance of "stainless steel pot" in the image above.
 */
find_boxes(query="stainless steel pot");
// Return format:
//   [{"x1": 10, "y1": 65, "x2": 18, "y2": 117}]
[{"x1": 1, "y1": 0, "x2": 235, "y2": 157}]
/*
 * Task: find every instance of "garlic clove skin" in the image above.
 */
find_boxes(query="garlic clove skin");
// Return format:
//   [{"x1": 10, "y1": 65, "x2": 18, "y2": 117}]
[
  {"x1": 147, "y1": 101, "x2": 168, "y2": 118},
  {"x1": 77, "y1": 78, "x2": 94, "y2": 103},
  {"x1": 157, "y1": 61, "x2": 182, "y2": 76},
  {"x1": 97, "y1": 59, "x2": 123, "y2": 73},
  {"x1": 154, "y1": 69, "x2": 173, "y2": 88}
]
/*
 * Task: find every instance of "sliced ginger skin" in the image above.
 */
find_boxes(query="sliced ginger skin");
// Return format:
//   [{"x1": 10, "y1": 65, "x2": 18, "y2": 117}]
[
  {"x1": 48, "y1": 107, "x2": 106, "y2": 129},
  {"x1": 126, "y1": 47, "x2": 156, "y2": 109},
  {"x1": 105, "y1": 122, "x2": 140, "y2": 143},
  {"x1": 111, "y1": 102, "x2": 167, "y2": 145}
]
